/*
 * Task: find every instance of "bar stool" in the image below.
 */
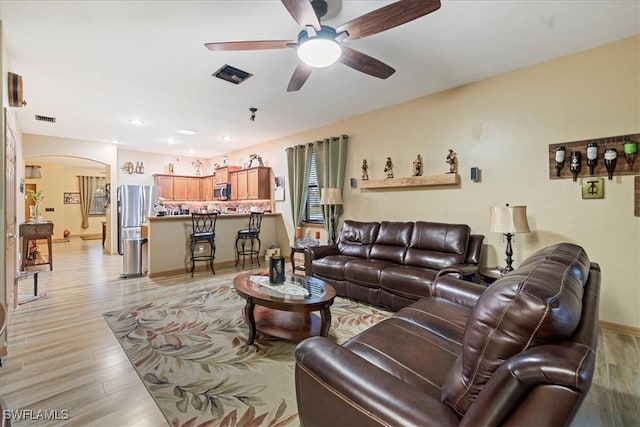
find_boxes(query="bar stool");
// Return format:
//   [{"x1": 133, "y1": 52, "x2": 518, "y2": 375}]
[
  {"x1": 235, "y1": 212, "x2": 264, "y2": 269},
  {"x1": 190, "y1": 212, "x2": 217, "y2": 277}
]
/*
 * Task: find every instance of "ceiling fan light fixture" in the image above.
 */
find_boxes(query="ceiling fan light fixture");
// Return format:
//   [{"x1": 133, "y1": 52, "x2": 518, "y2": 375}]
[{"x1": 297, "y1": 28, "x2": 342, "y2": 68}]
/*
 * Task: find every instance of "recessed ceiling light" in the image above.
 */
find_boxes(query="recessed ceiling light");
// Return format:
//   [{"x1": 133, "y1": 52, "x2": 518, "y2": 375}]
[
  {"x1": 187, "y1": 148, "x2": 195, "y2": 154},
  {"x1": 166, "y1": 138, "x2": 178, "y2": 144},
  {"x1": 109, "y1": 139, "x2": 120, "y2": 144},
  {"x1": 219, "y1": 136, "x2": 233, "y2": 141},
  {"x1": 177, "y1": 129, "x2": 197, "y2": 135},
  {"x1": 128, "y1": 119, "x2": 144, "y2": 125}
]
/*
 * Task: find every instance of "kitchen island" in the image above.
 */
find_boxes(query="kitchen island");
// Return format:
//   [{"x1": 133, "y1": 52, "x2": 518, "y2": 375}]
[{"x1": 143, "y1": 213, "x2": 287, "y2": 277}]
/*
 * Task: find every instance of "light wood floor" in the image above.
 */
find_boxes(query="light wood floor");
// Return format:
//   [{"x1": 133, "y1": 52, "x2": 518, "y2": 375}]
[{"x1": 0, "y1": 238, "x2": 638, "y2": 426}]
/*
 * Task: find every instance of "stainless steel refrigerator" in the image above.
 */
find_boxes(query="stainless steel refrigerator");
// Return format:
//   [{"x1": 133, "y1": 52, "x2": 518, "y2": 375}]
[{"x1": 117, "y1": 185, "x2": 157, "y2": 255}]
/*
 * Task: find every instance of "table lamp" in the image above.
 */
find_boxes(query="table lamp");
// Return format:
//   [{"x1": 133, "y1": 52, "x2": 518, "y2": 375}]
[
  {"x1": 320, "y1": 188, "x2": 343, "y2": 246},
  {"x1": 489, "y1": 204, "x2": 531, "y2": 274}
]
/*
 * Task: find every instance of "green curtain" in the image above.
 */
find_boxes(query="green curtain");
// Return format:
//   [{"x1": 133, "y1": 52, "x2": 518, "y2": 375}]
[
  {"x1": 79, "y1": 176, "x2": 101, "y2": 229},
  {"x1": 286, "y1": 143, "x2": 313, "y2": 228},
  {"x1": 313, "y1": 135, "x2": 349, "y2": 235}
]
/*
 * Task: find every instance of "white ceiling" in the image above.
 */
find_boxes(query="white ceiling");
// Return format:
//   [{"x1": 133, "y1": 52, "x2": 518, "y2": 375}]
[{"x1": 1, "y1": 1, "x2": 638, "y2": 158}]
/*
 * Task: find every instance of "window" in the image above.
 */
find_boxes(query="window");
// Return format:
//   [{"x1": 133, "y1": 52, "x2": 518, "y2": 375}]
[
  {"x1": 304, "y1": 152, "x2": 323, "y2": 224},
  {"x1": 89, "y1": 186, "x2": 107, "y2": 215}
]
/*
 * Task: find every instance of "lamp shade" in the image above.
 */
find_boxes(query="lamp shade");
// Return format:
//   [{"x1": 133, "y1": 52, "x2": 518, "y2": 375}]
[
  {"x1": 489, "y1": 205, "x2": 530, "y2": 234},
  {"x1": 320, "y1": 188, "x2": 343, "y2": 205}
]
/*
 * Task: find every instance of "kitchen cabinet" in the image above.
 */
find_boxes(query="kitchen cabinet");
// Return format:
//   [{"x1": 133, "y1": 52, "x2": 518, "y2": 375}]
[
  {"x1": 155, "y1": 175, "x2": 174, "y2": 200},
  {"x1": 230, "y1": 167, "x2": 271, "y2": 200},
  {"x1": 173, "y1": 177, "x2": 189, "y2": 201},
  {"x1": 201, "y1": 176, "x2": 214, "y2": 201},
  {"x1": 187, "y1": 177, "x2": 200, "y2": 200},
  {"x1": 214, "y1": 166, "x2": 241, "y2": 185}
]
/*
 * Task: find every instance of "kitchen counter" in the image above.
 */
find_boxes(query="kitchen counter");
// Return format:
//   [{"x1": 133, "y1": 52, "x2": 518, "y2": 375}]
[{"x1": 143, "y1": 213, "x2": 287, "y2": 277}]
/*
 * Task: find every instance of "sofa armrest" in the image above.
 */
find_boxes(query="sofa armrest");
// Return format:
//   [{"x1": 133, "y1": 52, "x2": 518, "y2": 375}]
[
  {"x1": 460, "y1": 342, "x2": 596, "y2": 427},
  {"x1": 304, "y1": 245, "x2": 339, "y2": 275},
  {"x1": 436, "y1": 263, "x2": 480, "y2": 280},
  {"x1": 432, "y1": 274, "x2": 486, "y2": 308},
  {"x1": 295, "y1": 337, "x2": 459, "y2": 427}
]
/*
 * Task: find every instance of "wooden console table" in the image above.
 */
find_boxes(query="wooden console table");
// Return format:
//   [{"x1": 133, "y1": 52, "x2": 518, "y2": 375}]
[{"x1": 20, "y1": 222, "x2": 54, "y2": 271}]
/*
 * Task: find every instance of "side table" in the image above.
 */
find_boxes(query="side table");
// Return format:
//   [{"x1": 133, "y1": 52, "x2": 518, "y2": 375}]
[
  {"x1": 20, "y1": 222, "x2": 54, "y2": 271},
  {"x1": 290, "y1": 245, "x2": 306, "y2": 275},
  {"x1": 478, "y1": 268, "x2": 503, "y2": 286}
]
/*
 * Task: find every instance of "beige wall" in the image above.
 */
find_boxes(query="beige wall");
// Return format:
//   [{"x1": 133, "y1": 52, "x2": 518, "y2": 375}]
[
  {"x1": 221, "y1": 36, "x2": 640, "y2": 328},
  {"x1": 24, "y1": 162, "x2": 106, "y2": 238}
]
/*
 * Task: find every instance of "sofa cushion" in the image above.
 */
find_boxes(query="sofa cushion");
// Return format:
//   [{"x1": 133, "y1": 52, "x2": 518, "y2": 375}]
[
  {"x1": 368, "y1": 221, "x2": 413, "y2": 264},
  {"x1": 441, "y1": 243, "x2": 590, "y2": 416},
  {"x1": 404, "y1": 222, "x2": 470, "y2": 269},
  {"x1": 344, "y1": 315, "x2": 462, "y2": 400},
  {"x1": 379, "y1": 265, "x2": 438, "y2": 300},
  {"x1": 344, "y1": 258, "x2": 399, "y2": 288},
  {"x1": 337, "y1": 220, "x2": 379, "y2": 258},
  {"x1": 312, "y1": 255, "x2": 361, "y2": 281}
]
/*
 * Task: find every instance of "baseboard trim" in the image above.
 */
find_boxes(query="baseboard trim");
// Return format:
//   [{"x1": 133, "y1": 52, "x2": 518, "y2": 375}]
[
  {"x1": 147, "y1": 260, "x2": 248, "y2": 278},
  {"x1": 599, "y1": 320, "x2": 640, "y2": 336}
]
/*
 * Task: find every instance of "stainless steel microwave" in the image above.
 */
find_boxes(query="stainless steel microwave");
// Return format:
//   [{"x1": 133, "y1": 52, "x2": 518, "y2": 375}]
[{"x1": 214, "y1": 183, "x2": 231, "y2": 201}]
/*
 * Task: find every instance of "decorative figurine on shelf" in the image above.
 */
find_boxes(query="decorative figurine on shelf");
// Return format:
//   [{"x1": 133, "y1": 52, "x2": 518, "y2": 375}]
[
  {"x1": 586, "y1": 143, "x2": 598, "y2": 176},
  {"x1": 446, "y1": 149, "x2": 457, "y2": 174},
  {"x1": 412, "y1": 154, "x2": 423, "y2": 176},
  {"x1": 554, "y1": 146, "x2": 566, "y2": 177},
  {"x1": 623, "y1": 140, "x2": 637, "y2": 171},
  {"x1": 384, "y1": 157, "x2": 394, "y2": 178},
  {"x1": 604, "y1": 147, "x2": 617, "y2": 180},
  {"x1": 361, "y1": 159, "x2": 369, "y2": 181}
]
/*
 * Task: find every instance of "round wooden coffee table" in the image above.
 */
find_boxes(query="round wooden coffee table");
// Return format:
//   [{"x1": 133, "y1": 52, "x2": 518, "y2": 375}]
[{"x1": 233, "y1": 271, "x2": 336, "y2": 345}]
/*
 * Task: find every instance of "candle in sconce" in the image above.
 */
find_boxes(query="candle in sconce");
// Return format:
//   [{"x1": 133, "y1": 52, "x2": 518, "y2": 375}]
[
  {"x1": 295, "y1": 227, "x2": 302, "y2": 239},
  {"x1": 315, "y1": 231, "x2": 321, "y2": 240}
]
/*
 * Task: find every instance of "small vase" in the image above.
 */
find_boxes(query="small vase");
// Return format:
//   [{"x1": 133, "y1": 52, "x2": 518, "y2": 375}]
[{"x1": 29, "y1": 205, "x2": 36, "y2": 221}]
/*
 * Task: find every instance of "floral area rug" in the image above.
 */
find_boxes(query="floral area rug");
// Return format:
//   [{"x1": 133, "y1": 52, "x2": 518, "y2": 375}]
[{"x1": 103, "y1": 280, "x2": 391, "y2": 427}]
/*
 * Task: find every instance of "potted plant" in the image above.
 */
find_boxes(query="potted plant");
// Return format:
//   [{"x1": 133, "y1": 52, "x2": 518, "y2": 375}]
[{"x1": 28, "y1": 189, "x2": 44, "y2": 221}]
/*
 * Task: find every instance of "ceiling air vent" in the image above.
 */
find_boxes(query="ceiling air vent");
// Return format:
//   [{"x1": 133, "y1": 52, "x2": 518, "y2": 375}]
[
  {"x1": 35, "y1": 114, "x2": 56, "y2": 123},
  {"x1": 212, "y1": 64, "x2": 253, "y2": 85}
]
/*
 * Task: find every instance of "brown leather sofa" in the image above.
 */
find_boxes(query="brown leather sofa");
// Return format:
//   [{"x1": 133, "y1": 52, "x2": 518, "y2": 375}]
[
  {"x1": 305, "y1": 220, "x2": 484, "y2": 311},
  {"x1": 295, "y1": 242, "x2": 600, "y2": 426}
]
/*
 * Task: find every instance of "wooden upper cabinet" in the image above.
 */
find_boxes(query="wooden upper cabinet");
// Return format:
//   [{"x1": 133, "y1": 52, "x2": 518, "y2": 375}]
[
  {"x1": 231, "y1": 167, "x2": 271, "y2": 200},
  {"x1": 172, "y1": 177, "x2": 189, "y2": 201},
  {"x1": 248, "y1": 168, "x2": 270, "y2": 199},
  {"x1": 154, "y1": 175, "x2": 174, "y2": 200},
  {"x1": 187, "y1": 178, "x2": 201, "y2": 200},
  {"x1": 201, "y1": 176, "x2": 214, "y2": 201},
  {"x1": 214, "y1": 166, "x2": 241, "y2": 185}
]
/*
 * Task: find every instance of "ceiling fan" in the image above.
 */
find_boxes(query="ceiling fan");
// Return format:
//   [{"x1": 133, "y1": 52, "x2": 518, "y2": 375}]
[{"x1": 205, "y1": 0, "x2": 441, "y2": 92}]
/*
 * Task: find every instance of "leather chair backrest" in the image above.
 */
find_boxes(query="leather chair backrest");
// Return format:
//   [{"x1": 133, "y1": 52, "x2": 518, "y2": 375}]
[
  {"x1": 337, "y1": 220, "x2": 380, "y2": 258},
  {"x1": 441, "y1": 243, "x2": 590, "y2": 415},
  {"x1": 369, "y1": 221, "x2": 413, "y2": 263},
  {"x1": 404, "y1": 222, "x2": 470, "y2": 269},
  {"x1": 464, "y1": 234, "x2": 484, "y2": 265}
]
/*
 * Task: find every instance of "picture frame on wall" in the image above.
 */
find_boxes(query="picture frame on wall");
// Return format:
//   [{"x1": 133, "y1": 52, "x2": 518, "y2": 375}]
[
  {"x1": 64, "y1": 192, "x2": 81, "y2": 204},
  {"x1": 274, "y1": 176, "x2": 285, "y2": 201}
]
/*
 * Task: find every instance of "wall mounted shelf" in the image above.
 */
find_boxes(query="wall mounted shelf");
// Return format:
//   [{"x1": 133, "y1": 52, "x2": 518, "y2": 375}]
[{"x1": 360, "y1": 173, "x2": 460, "y2": 190}]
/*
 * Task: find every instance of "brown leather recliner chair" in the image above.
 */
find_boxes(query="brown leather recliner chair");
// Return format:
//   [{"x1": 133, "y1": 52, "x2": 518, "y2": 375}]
[{"x1": 295, "y1": 243, "x2": 599, "y2": 426}]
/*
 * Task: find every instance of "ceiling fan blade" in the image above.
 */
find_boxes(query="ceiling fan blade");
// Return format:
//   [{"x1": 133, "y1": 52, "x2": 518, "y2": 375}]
[
  {"x1": 205, "y1": 40, "x2": 294, "y2": 51},
  {"x1": 287, "y1": 62, "x2": 313, "y2": 92},
  {"x1": 281, "y1": 0, "x2": 321, "y2": 31},
  {"x1": 337, "y1": 0, "x2": 441, "y2": 41},
  {"x1": 339, "y1": 46, "x2": 395, "y2": 79}
]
